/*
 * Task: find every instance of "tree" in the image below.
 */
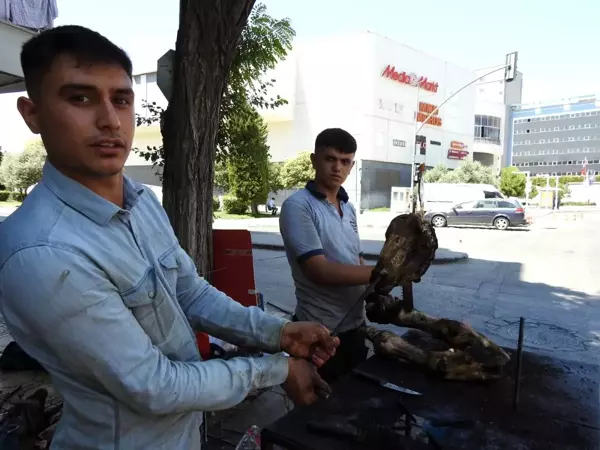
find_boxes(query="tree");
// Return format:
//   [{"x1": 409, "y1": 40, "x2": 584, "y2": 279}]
[
  {"x1": 281, "y1": 151, "x2": 314, "y2": 189},
  {"x1": 499, "y1": 167, "x2": 526, "y2": 197},
  {"x1": 445, "y1": 160, "x2": 496, "y2": 184},
  {"x1": 135, "y1": 4, "x2": 294, "y2": 169},
  {"x1": 214, "y1": 160, "x2": 230, "y2": 193},
  {"x1": 423, "y1": 164, "x2": 448, "y2": 183},
  {"x1": 227, "y1": 104, "x2": 270, "y2": 214},
  {"x1": 0, "y1": 140, "x2": 46, "y2": 193},
  {"x1": 268, "y1": 161, "x2": 284, "y2": 193},
  {"x1": 139, "y1": 1, "x2": 294, "y2": 277}
]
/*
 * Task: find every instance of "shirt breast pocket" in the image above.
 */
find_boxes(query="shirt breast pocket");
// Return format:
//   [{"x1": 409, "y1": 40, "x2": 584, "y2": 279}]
[
  {"x1": 121, "y1": 269, "x2": 169, "y2": 346},
  {"x1": 157, "y1": 246, "x2": 180, "y2": 297}
]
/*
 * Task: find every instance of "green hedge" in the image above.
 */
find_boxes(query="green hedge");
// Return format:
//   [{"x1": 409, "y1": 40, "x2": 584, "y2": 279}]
[
  {"x1": 212, "y1": 197, "x2": 220, "y2": 212},
  {"x1": 222, "y1": 195, "x2": 248, "y2": 215},
  {"x1": 0, "y1": 191, "x2": 25, "y2": 202}
]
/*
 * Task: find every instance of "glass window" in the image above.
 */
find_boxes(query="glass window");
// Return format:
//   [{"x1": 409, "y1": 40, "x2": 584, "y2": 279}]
[
  {"x1": 474, "y1": 115, "x2": 502, "y2": 144},
  {"x1": 498, "y1": 200, "x2": 516, "y2": 208}
]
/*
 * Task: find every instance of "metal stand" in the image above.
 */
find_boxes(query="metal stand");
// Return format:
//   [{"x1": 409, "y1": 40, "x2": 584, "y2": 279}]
[{"x1": 513, "y1": 317, "x2": 525, "y2": 410}]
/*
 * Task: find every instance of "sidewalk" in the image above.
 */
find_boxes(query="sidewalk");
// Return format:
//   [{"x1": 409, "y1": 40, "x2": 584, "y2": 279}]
[{"x1": 250, "y1": 231, "x2": 468, "y2": 264}]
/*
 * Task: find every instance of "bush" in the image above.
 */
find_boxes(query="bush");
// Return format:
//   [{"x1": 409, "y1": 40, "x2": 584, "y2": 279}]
[
  {"x1": 0, "y1": 191, "x2": 24, "y2": 202},
  {"x1": 9, "y1": 192, "x2": 25, "y2": 202},
  {"x1": 222, "y1": 195, "x2": 248, "y2": 215},
  {"x1": 212, "y1": 197, "x2": 220, "y2": 212}
]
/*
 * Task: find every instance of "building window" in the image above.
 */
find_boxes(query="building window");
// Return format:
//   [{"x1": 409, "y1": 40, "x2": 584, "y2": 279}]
[{"x1": 474, "y1": 115, "x2": 501, "y2": 144}]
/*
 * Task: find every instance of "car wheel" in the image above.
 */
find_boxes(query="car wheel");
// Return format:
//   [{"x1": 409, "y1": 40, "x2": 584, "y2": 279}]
[
  {"x1": 493, "y1": 217, "x2": 509, "y2": 230},
  {"x1": 431, "y1": 215, "x2": 447, "y2": 228}
]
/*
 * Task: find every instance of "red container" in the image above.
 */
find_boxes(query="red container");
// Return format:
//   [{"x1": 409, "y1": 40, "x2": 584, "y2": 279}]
[{"x1": 196, "y1": 332, "x2": 211, "y2": 360}]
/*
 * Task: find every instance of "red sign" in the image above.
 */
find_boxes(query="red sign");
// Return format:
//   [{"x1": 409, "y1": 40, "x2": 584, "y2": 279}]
[
  {"x1": 447, "y1": 149, "x2": 469, "y2": 160},
  {"x1": 450, "y1": 141, "x2": 466, "y2": 150},
  {"x1": 417, "y1": 102, "x2": 442, "y2": 127},
  {"x1": 381, "y1": 65, "x2": 439, "y2": 93}
]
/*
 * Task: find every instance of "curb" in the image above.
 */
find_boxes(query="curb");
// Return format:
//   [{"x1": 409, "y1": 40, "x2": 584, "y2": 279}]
[{"x1": 251, "y1": 243, "x2": 469, "y2": 265}]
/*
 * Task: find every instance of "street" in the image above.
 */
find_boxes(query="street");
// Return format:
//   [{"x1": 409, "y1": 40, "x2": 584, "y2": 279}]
[{"x1": 256, "y1": 211, "x2": 600, "y2": 365}]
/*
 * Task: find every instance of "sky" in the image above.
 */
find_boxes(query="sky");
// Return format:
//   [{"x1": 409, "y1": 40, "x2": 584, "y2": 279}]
[{"x1": 46, "y1": 0, "x2": 600, "y2": 103}]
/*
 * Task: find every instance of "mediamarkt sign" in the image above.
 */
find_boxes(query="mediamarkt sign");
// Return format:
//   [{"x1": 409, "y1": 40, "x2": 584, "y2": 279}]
[{"x1": 381, "y1": 65, "x2": 439, "y2": 93}]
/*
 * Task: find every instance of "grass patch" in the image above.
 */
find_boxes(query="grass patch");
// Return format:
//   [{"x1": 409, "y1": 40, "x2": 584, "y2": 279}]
[
  {"x1": 369, "y1": 207, "x2": 390, "y2": 212},
  {"x1": 214, "y1": 211, "x2": 276, "y2": 220}
]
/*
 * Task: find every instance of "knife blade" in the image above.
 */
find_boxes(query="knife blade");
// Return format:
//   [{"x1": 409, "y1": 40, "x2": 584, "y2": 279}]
[{"x1": 353, "y1": 370, "x2": 422, "y2": 396}]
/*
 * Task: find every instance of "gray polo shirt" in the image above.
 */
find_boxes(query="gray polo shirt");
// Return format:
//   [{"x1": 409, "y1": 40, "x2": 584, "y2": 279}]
[{"x1": 279, "y1": 181, "x2": 366, "y2": 333}]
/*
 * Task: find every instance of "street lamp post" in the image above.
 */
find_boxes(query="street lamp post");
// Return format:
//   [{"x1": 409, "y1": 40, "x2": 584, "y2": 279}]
[{"x1": 408, "y1": 52, "x2": 518, "y2": 212}]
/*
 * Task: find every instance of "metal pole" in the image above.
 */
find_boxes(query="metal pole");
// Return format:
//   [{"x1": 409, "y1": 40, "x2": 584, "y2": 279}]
[
  {"x1": 409, "y1": 86, "x2": 420, "y2": 206},
  {"x1": 513, "y1": 317, "x2": 525, "y2": 410},
  {"x1": 554, "y1": 175, "x2": 559, "y2": 209}
]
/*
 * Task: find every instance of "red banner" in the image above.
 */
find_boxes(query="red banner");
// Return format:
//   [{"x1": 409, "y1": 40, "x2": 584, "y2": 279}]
[{"x1": 447, "y1": 149, "x2": 469, "y2": 160}]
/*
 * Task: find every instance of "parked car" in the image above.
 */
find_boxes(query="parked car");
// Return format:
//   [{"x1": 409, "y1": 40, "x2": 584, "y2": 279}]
[{"x1": 424, "y1": 198, "x2": 527, "y2": 230}]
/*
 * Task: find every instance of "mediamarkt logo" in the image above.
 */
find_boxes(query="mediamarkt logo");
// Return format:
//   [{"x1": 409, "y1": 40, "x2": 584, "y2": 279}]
[{"x1": 381, "y1": 65, "x2": 439, "y2": 93}]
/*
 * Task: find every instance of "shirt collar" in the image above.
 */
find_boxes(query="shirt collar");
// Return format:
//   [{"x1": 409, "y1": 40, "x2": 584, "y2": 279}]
[
  {"x1": 305, "y1": 180, "x2": 349, "y2": 203},
  {"x1": 42, "y1": 161, "x2": 146, "y2": 226}
]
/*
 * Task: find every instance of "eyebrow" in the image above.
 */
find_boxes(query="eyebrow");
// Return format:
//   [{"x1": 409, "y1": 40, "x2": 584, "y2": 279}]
[{"x1": 58, "y1": 83, "x2": 134, "y2": 96}]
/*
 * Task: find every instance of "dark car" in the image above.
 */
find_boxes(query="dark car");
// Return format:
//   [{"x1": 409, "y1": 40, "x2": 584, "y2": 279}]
[{"x1": 424, "y1": 199, "x2": 527, "y2": 230}]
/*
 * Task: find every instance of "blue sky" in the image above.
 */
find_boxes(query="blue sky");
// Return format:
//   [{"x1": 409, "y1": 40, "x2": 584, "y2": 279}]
[{"x1": 54, "y1": 0, "x2": 599, "y2": 103}]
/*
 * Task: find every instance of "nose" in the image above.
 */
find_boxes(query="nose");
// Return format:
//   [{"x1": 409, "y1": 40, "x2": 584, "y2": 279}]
[
  {"x1": 332, "y1": 161, "x2": 342, "y2": 173},
  {"x1": 96, "y1": 100, "x2": 121, "y2": 131}
]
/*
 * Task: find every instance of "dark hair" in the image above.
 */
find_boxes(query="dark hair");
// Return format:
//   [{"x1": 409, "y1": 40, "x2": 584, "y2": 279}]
[
  {"x1": 315, "y1": 128, "x2": 357, "y2": 154},
  {"x1": 21, "y1": 25, "x2": 133, "y2": 100}
]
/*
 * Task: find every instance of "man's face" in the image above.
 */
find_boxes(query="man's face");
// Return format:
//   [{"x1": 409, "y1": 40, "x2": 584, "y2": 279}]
[
  {"x1": 17, "y1": 54, "x2": 135, "y2": 180},
  {"x1": 311, "y1": 147, "x2": 355, "y2": 189}
]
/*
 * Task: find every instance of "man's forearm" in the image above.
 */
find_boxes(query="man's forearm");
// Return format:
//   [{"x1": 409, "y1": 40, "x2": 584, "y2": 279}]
[
  {"x1": 302, "y1": 256, "x2": 373, "y2": 286},
  {"x1": 176, "y1": 249, "x2": 288, "y2": 353}
]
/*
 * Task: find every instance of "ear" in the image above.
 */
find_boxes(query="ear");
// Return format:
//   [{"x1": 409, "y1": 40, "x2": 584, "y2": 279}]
[
  {"x1": 17, "y1": 96, "x2": 41, "y2": 134},
  {"x1": 351, "y1": 160, "x2": 356, "y2": 170},
  {"x1": 310, "y1": 152, "x2": 316, "y2": 169}
]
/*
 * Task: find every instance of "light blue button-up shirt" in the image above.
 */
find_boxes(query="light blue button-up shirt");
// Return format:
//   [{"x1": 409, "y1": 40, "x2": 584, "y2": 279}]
[{"x1": 0, "y1": 162, "x2": 290, "y2": 449}]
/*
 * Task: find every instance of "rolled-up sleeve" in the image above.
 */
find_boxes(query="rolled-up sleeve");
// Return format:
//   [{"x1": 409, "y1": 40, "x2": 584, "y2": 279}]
[
  {"x1": 279, "y1": 199, "x2": 323, "y2": 263},
  {"x1": 0, "y1": 246, "x2": 289, "y2": 415},
  {"x1": 174, "y1": 247, "x2": 290, "y2": 355}
]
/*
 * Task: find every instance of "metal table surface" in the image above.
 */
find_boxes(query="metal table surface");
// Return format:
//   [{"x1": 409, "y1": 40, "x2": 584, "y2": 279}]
[{"x1": 261, "y1": 350, "x2": 599, "y2": 450}]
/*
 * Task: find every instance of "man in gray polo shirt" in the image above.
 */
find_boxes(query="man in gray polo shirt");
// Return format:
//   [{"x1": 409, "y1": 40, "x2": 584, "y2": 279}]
[{"x1": 279, "y1": 128, "x2": 374, "y2": 383}]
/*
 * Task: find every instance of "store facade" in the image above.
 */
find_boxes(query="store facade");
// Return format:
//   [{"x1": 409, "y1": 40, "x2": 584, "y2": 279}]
[{"x1": 263, "y1": 31, "x2": 476, "y2": 209}]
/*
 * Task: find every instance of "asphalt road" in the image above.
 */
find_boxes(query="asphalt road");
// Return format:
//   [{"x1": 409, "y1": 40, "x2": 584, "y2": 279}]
[{"x1": 255, "y1": 211, "x2": 600, "y2": 365}]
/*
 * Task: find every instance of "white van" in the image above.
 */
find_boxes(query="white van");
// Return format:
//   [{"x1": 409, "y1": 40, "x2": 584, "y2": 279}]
[{"x1": 423, "y1": 183, "x2": 504, "y2": 212}]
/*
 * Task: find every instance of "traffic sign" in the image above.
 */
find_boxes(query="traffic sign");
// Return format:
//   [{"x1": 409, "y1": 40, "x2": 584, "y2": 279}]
[{"x1": 157, "y1": 49, "x2": 176, "y2": 101}]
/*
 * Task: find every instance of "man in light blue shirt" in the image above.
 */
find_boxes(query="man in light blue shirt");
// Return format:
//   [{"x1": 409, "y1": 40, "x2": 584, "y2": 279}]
[{"x1": 0, "y1": 25, "x2": 338, "y2": 449}]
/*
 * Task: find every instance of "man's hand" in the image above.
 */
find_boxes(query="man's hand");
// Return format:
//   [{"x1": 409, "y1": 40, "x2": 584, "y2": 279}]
[
  {"x1": 283, "y1": 358, "x2": 332, "y2": 405},
  {"x1": 280, "y1": 322, "x2": 339, "y2": 367}
]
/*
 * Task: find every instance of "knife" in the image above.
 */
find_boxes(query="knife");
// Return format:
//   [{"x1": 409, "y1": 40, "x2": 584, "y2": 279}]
[{"x1": 353, "y1": 370, "x2": 422, "y2": 396}]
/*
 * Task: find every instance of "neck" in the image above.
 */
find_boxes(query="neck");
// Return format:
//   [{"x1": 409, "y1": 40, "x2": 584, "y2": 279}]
[
  {"x1": 84, "y1": 176, "x2": 125, "y2": 208},
  {"x1": 64, "y1": 169, "x2": 124, "y2": 207},
  {"x1": 314, "y1": 179, "x2": 339, "y2": 204}
]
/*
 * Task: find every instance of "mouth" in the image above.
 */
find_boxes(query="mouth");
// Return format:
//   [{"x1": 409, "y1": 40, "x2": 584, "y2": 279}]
[{"x1": 90, "y1": 139, "x2": 126, "y2": 155}]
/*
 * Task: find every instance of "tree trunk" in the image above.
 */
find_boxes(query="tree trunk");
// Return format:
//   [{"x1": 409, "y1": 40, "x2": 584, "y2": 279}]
[{"x1": 161, "y1": 0, "x2": 256, "y2": 278}]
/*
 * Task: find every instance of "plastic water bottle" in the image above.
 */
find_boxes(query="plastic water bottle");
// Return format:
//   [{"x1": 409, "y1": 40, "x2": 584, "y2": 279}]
[{"x1": 234, "y1": 425, "x2": 261, "y2": 450}]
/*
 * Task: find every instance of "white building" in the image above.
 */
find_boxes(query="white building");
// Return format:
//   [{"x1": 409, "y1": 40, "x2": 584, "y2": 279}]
[
  {"x1": 261, "y1": 31, "x2": 477, "y2": 209},
  {"x1": 473, "y1": 65, "x2": 523, "y2": 172}
]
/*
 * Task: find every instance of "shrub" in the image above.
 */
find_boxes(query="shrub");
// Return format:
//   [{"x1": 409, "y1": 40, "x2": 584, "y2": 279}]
[
  {"x1": 9, "y1": 192, "x2": 25, "y2": 202},
  {"x1": 222, "y1": 195, "x2": 248, "y2": 215},
  {"x1": 212, "y1": 197, "x2": 220, "y2": 212},
  {"x1": 0, "y1": 191, "x2": 9, "y2": 202}
]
